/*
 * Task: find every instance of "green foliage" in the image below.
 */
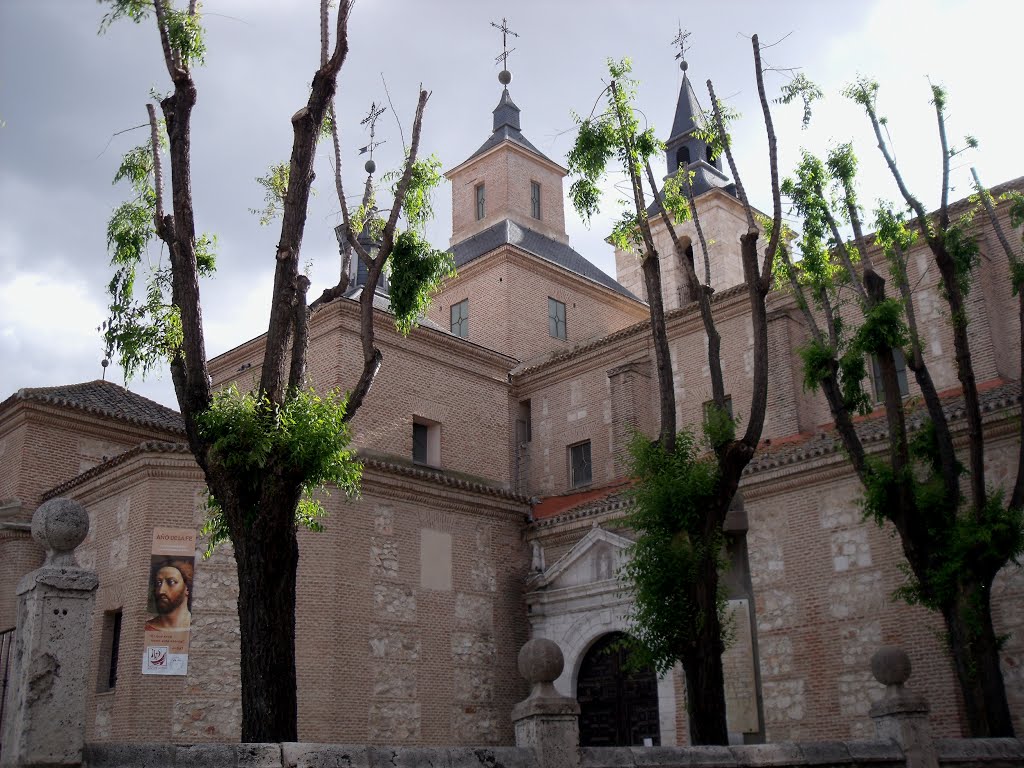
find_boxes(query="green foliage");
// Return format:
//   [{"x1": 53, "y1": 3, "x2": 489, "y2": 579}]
[
  {"x1": 99, "y1": 1, "x2": 207, "y2": 68},
  {"x1": 942, "y1": 212, "x2": 980, "y2": 297},
  {"x1": 250, "y1": 162, "x2": 291, "y2": 227},
  {"x1": 1001, "y1": 191, "x2": 1024, "y2": 294},
  {"x1": 566, "y1": 59, "x2": 664, "y2": 231},
  {"x1": 621, "y1": 431, "x2": 727, "y2": 675},
  {"x1": 104, "y1": 139, "x2": 216, "y2": 380},
  {"x1": 387, "y1": 230, "x2": 455, "y2": 335},
  {"x1": 775, "y1": 73, "x2": 823, "y2": 130},
  {"x1": 662, "y1": 171, "x2": 695, "y2": 225},
  {"x1": 842, "y1": 76, "x2": 880, "y2": 111},
  {"x1": 197, "y1": 385, "x2": 362, "y2": 555},
  {"x1": 165, "y1": 4, "x2": 206, "y2": 66},
  {"x1": 390, "y1": 154, "x2": 443, "y2": 232},
  {"x1": 693, "y1": 99, "x2": 738, "y2": 162}
]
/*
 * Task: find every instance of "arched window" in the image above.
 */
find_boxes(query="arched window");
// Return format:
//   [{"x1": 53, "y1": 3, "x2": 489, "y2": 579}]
[
  {"x1": 676, "y1": 146, "x2": 691, "y2": 168},
  {"x1": 706, "y1": 145, "x2": 714, "y2": 164},
  {"x1": 577, "y1": 632, "x2": 660, "y2": 747}
]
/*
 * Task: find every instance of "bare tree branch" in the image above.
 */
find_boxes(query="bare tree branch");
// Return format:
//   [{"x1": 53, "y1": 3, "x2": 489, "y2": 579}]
[
  {"x1": 752, "y1": 34, "x2": 781, "y2": 285},
  {"x1": 707, "y1": 79, "x2": 756, "y2": 233},
  {"x1": 146, "y1": 103, "x2": 165, "y2": 225}
]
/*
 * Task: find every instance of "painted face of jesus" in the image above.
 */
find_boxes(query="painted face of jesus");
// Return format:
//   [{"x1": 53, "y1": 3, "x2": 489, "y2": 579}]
[{"x1": 153, "y1": 566, "x2": 189, "y2": 614}]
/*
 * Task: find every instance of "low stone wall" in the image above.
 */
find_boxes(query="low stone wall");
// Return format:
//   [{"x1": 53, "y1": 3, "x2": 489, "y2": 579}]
[
  {"x1": 82, "y1": 744, "x2": 537, "y2": 768},
  {"x1": 585, "y1": 739, "x2": 1024, "y2": 768},
  {"x1": 80, "y1": 738, "x2": 1024, "y2": 768}
]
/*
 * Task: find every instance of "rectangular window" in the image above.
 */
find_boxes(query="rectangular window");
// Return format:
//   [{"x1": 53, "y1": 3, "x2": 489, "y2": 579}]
[
  {"x1": 703, "y1": 395, "x2": 734, "y2": 422},
  {"x1": 872, "y1": 349, "x2": 910, "y2": 403},
  {"x1": 413, "y1": 418, "x2": 441, "y2": 467},
  {"x1": 517, "y1": 399, "x2": 532, "y2": 444},
  {"x1": 531, "y1": 181, "x2": 541, "y2": 219},
  {"x1": 548, "y1": 297, "x2": 566, "y2": 340},
  {"x1": 475, "y1": 183, "x2": 486, "y2": 221},
  {"x1": 450, "y1": 299, "x2": 469, "y2": 338},
  {"x1": 97, "y1": 609, "x2": 123, "y2": 692},
  {"x1": 569, "y1": 441, "x2": 592, "y2": 488}
]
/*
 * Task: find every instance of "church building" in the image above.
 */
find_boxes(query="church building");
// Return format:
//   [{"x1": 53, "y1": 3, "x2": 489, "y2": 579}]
[{"x1": 0, "y1": 61, "x2": 1021, "y2": 747}]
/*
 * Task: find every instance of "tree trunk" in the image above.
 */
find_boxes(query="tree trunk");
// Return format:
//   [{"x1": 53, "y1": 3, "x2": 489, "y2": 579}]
[
  {"x1": 942, "y1": 582, "x2": 1015, "y2": 737},
  {"x1": 682, "y1": 546, "x2": 729, "y2": 746},
  {"x1": 229, "y1": 486, "x2": 302, "y2": 742}
]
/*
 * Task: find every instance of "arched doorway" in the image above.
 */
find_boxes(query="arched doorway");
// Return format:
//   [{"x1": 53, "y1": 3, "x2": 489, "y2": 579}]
[{"x1": 577, "y1": 632, "x2": 660, "y2": 747}]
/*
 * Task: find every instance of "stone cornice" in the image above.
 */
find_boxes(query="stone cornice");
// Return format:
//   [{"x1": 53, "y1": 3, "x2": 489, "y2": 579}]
[
  {"x1": 0, "y1": 402, "x2": 180, "y2": 448},
  {"x1": 210, "y1": 295, "x2": 517, "y2": 389},
  {"x1": 444, "y1": 139, "x2": 568, "y2": 180}
]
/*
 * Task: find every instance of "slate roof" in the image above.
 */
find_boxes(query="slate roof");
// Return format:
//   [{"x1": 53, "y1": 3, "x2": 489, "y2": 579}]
[
  {"x1": 465, "y1": 88, "x2": 555, "y2": 166},
  {"x1": 1, "y1": 380, "x2": 185, "y2": 434},
  {"x1": 451, "y1": 219, "x2": 640, "y2": 301},
  {"x1": 669, "y1": 73, "x2": 703, "y2": 142},
  {"x1": 342, "y1": 286, "x2": 447, "y2": 332}
]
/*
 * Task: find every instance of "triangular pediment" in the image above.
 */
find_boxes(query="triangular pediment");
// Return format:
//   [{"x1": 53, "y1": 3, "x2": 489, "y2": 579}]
[{"x1": 534, "y1": 527, "x2": 633, "y2": 590}]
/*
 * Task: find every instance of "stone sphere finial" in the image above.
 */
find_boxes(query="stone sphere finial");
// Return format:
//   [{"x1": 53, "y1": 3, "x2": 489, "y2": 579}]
[
  {"x1": 364, "y1": 159, "x2": 376, "y2": 174},
  {"x1": 871, "y1": 645, "x2": 912, "y2": 687},
  {"x1": 518, "y1": 638, "x2": 564, "y2": 684},
  {"x1": 32, "y1": 498, "x2": 89, "y2": 568},
  {"x1": 680, "y1": 59, "x2": 688, "y2": 72},
  {"x1": 498, "y1": 69, "x2": 512, "y2": 86}
]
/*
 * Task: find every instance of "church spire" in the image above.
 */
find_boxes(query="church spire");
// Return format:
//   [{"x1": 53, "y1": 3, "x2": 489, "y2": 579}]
[{"x1": 663, "y1": 33, "x2": 734, "y2": 197}]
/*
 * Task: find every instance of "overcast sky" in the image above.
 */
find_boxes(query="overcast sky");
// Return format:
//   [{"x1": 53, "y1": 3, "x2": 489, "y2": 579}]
[{"x1": 2, "y1": 0, "x2": 1022, "y2": 410}]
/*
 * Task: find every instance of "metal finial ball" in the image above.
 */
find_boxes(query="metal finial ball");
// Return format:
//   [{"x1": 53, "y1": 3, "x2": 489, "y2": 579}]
[
  {"x1": 101, "y1": 358, "x2": 109, "y2": 369},
  {"x1": 680, "y1": 60, "x2": 688, "y2": 72},
  {"x1": 364, "y1": 159, "x2": 376, "y2": 174},
  {"x1": 498, "y1": 69, "x2": 512, "y2": 85}
]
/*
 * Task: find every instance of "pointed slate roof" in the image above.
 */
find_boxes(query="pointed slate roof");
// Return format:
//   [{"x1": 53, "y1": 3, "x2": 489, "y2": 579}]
[
  {"x1": 1, "y1": 380, "x2": 185, "y2": 434},
  {"x1": 451, "y1": 219, "x2": 639, "y2": 301},
  {"x1": 466, "y1": 88, "x2": 553, "y2": 165},
  {"x1": 668, "y1": 73, "x2": 703, "y2": 143}
]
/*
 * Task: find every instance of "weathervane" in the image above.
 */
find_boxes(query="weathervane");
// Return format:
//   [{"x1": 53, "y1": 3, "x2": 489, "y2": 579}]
[
  {"x1": 672, "y1": 25, "x2": 691, "y2": 72},
  {"x1": 358, "y1": 101, "x2": 386, "y2": 174},
  {"x1": 490, "y1": 17, "x2": 519, "y2": 85}
]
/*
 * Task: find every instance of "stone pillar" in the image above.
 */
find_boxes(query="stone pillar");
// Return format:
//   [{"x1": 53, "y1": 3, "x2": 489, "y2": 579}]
[
  {"x1": 1, "y1": 498, "x2": 98, "y2": 768},
  {"x1": 869, "y1": 646, "x2": 938, "y2": 768},
  {"x1": 512, "y1": 639, "x2": 581, "y2": 768}
]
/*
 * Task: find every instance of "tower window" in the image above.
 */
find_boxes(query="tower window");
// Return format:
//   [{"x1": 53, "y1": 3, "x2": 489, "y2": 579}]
[
  {"x1": 705, "y1": 145, "x2": 714, "y2": 164},
  {"x1": 475, "y1": 183, "x2": 486, "y2": 221},
  {"x1": 413, "y1": 418, "x2": 441, "y2": 467},
  {"x1": 450, "y1": 299, "x2": 468, "y2": 338},
  {"x1": 872, "y1": 349, "x2": 910, "y2": 402},
  {"x1": 531, "y1": 181, "x2": 542, "y2": 219},
  {"x1": 548, "y1": 297, "x2": 566, "y2": 340},
  {"x1": 569, "y1": 441, "x2": 592, "y2": 488},
  {"x1": 676, "y1": 146, "x2": 691, "y2": 168}
]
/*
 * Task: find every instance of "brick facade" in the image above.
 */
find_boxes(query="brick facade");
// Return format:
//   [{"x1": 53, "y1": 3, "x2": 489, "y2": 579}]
[{"x1": 0, "y1": 78, "x2": 1022, "y2": 747}]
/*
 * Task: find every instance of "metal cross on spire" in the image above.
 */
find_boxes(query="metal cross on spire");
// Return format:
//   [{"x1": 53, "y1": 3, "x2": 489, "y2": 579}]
[
  {"x1": 358, "y1": 101, "x2": 387, "y2": 173},
  {"x1": 490, "y1": 17, "x2": 519, "y2": 72},
  {"x1": 672, "y1": 25, "x2": 691, "y2": 71}
]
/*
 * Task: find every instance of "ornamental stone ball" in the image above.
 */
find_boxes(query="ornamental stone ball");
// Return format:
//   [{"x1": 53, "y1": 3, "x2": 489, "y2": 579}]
[
  {"x1": 32, "y1": 497, "x2": 89, "y2": 568},
  {"x1": 680, "y1": 60, "x2": 688, "y2": 72},
  {"x1": 364, "y1": 158, "x2": 376, "y2": 174},
  {"x1": 518, "y1": 637, "x2": 564, "y2": 684},
  {"x1": 498, "y1": 69, "x2": 512, "y2": 85},
  {"x1": 871, "y1": 645, "x2": 912, "y2": 687}
]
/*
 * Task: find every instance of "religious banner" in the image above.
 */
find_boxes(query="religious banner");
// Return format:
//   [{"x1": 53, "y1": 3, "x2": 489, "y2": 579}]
[{"x1": 141, "y1": 527, "x2": 196, "y2": 675}]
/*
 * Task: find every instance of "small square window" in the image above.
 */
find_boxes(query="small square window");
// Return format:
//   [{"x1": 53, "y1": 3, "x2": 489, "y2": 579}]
[
  {"x1": 413, "y1": 418, "x2": 441, "y2": 467},
  {"x1": 569, "y1": 441, "x2": 592, "y2": 489},
  {"x1": 531, "y1": 181, "x2": 541, "y2": 220},
  {"x1": 872, "y1": 349, "x2": 910, "y2": 403},
  {"x1": 548, "y1": 297, "x2": 566, "y2": 340},
  {"x1": 475, "y1": 183, "x2": 486, "y2": 221},
  {"x1": 450, "y1": 299, "x2": 468, "y2": 338}
]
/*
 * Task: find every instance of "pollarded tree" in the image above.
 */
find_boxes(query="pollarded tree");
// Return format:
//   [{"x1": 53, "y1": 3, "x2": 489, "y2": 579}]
[
  {"x1": 566, "y1": 35, "x2": 789, "y2": 745},
  {"x1": 780, "y1": 80, "x2": 1023, "y2": 737},
  {"x1": 100, "y1": 0, "x2": 452, "y2": 742}
]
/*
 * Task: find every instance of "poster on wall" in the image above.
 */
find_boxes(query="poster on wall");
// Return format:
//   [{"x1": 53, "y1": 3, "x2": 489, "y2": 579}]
[{"x1": 141, "y1": 527, "x2": 196, "y2": 675}]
